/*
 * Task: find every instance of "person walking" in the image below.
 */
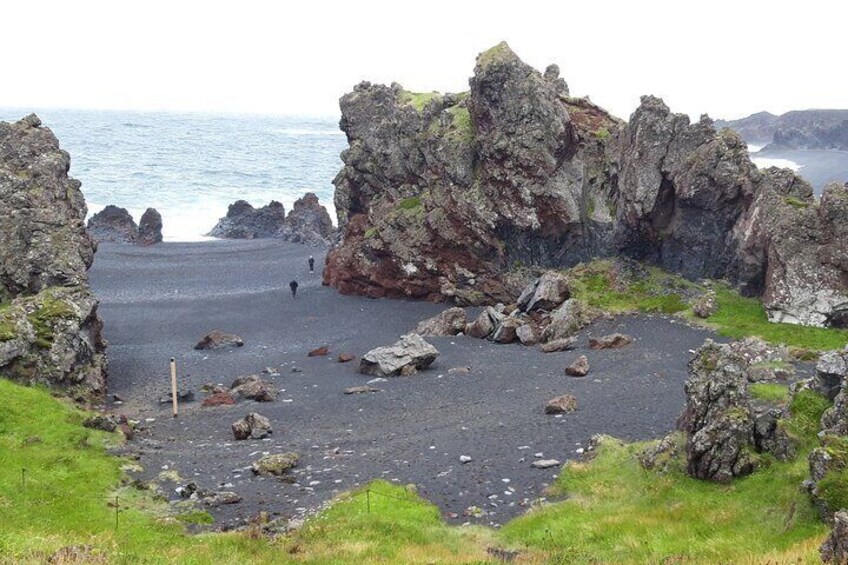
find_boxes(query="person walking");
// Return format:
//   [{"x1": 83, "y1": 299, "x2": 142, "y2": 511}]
[
  {"x1": 308, "y1": 255, "x2": 315, "y2": 273},
  {"x1": 289, "y1": 280, "x2": 298, "y2": 299}
]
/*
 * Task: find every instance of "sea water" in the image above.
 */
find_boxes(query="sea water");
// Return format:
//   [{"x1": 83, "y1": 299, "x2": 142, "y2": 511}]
[{"x1": 0, "y1": 108, "x2": 346, "y2": 241}]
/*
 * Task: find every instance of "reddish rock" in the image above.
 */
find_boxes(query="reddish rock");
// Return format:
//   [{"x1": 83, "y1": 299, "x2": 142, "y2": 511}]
[
  {"x1": 308, "y1": 346, "x2": 329, "y2": 357},
  {"x1": 565, "y1": 355, "x2": 590, "y2": 377},
  {"x1": 202, "y1": 391, "x2": 236, "y2": 407},
  {"x1": 337, "y1": 352, "x2": 355, "y2": 363}
]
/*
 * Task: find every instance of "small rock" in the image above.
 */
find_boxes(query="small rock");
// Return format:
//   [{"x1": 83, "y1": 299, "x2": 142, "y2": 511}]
[
  {"x1": 344, "y1": 385, "x2": 380, "y2": 395},
  {"x1": 231, "y1": 375, "x2": 277, "y2": 402},
  {"x1": 539, "y1": 337, "x2": 577, "y2": 353},
  {"x1": 194, "y1": 330, "x2": 245, "y2": 350},
  {"x1": 589, "y1": 333, "x2": 633, "y2": 349},
  {"x1": 232, "y1": 412, "x2": 273, "y2": 440},
  {"x1": 201, "y1": 391, "x2": 236, "y2": 407},
  {"x1": 251, "y1": 452, "x2": 299, "y2": 476},
  {"x1": 459, "y1": 455, "x2": 472, "y2": 463},
  {"x1": 415, "y1": 307, "x2": 467, "y2": 336},
  {"x1": 337, "y1": 352, "x2": 355, "y2": 363},
  {"x1": 308, "y1": 346, "x2": 329, "y2": 357},
  {"x1": 531, "y1": 459, "x2": 561, "y2": 469},
  {"x1": 545, "y1": 394, "x2": 577, "y2": 414},
  {"x1": 448, "y1": 366, "x2": 471, "y2": 374},
  {"x1": 565, "y1": 355, "x2": 590, "y2": 377}
]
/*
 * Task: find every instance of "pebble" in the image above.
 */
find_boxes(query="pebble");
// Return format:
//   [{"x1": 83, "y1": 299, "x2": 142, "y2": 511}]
[
  {"x1": 531, "y1": 459, "x2": 561, "y2": 469},
  {"x1": 459, "y1": 455, "x2": 472, "y2": 463}
]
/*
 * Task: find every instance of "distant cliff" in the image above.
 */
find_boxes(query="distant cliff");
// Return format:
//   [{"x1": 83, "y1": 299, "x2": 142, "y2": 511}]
[
  {"x1": 324, "y1": 43, "x2": 848, "y2": 328},
  {"x1": 716, "y1": 109, "x2": 848, "y2": 151}
]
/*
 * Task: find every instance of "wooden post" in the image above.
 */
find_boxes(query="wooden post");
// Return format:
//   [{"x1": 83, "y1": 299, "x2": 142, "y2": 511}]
[{"x1": 170, "y1": 357, "x2": 178, "y2": 418}]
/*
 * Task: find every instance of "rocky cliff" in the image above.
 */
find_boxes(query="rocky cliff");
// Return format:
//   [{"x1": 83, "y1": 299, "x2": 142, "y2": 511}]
[
  {"x1": 324, "y1": 43, "x2": 847, "y2": 327},
  {"x1": 0, "y1": 114, "x2": 106, "y2": 401},
  {"x1": 717, "y1": 109, "x2": 848, "y2": 151}
]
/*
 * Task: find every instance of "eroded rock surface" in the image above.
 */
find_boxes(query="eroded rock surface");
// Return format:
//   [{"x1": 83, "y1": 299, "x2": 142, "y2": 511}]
[
  {"x1": 138, "y1": 208, "x2": 163, "y2": 246},
  {"x1": 277, "y1": 192, "x2": 335, "y2": 246},
  {"x1": 358, "y1": 333, "x2": 439, "y2": 377},
  {"x1": 208, "y1": 200, "x2": 287, "y2": 239},
  {"x1": 87, "y1": 205, "x2": 139, "y2": 244}
]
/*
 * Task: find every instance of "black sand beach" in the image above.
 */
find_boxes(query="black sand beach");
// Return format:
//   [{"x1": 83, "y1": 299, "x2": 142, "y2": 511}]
[{"x1": 90, "y1": 240, "x2": 720, "y2": 527}]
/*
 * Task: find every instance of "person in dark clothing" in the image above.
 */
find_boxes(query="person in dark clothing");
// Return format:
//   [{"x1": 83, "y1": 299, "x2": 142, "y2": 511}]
[
  {"x1": 308, "y1": 255, "x2": 315, "y2": 273},
  {"x1": 289, "y1": 280, "x2": 298, "y2": 298}
]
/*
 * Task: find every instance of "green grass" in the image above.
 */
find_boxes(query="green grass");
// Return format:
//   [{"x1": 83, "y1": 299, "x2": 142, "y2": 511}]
[
  {"x1": 398, "y1": 90, "x2": 441, "y2": 112},
  {"x1": 398, "y1": 196, "x2": 422, "y2": 211},
  {"x1": 500, "y1": 391, "x2": 831, "y2": 564},
  {"x1": 708, "y1": 286, "x2": 848, "y2": 351},
  {"x1": 568, "y1": 260, "x2": 691, "y2": 315},
  {"x1": 784, "y1": 196, "x2": 810, "y2": 209},
  {"x1": 750, "y1": 383, "x2": 791, "y2": 404}
]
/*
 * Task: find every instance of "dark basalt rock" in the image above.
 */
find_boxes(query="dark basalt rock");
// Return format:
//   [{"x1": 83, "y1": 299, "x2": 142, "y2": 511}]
[
  {"x1": 0, "y1": 115, "x2": 107, "y2": 401},
  {"x1": 208, "y1": 200, "x2": 286, "y2": 239},
  {"x1": 277, "y1": 192, "x2": 335, "y2": 246},
  {"x1": 87, "y1": 205, "x2": 138, "y2": 244},
  {"x1": 138, "y1": 208, "x2": 163, "y2": 246}
]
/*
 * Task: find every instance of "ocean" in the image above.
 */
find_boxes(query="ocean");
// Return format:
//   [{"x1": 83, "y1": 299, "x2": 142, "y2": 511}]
[{"x1": 0, "y1": 108, "x2": 346, "y2": 241}]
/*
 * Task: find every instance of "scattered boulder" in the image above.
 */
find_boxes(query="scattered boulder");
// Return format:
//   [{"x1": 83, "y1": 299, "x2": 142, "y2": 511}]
[
  {"x1": 815, "y1": 350, "x2": 848, "y2": 401},
  {"x1": 201, "y1": 391, "x2": 236, "y2": 407},
  {"x1": 565, "y1": 355, "x2": 590, "y2": 377},
  {"x1": 194, "y1": 330, "x2": 245, "y2": 350},
  {"x1": 358, "y1": 333, "x2": 439, "y2": 377},
  {"x1": 415, "y1": 307, "x2": 467, "y2": 336},
  {"x1": 277, "y1": 192, "x2": 335, "y2": 246},
  {"x1": 337, "y1": 352, "x2": 355, "y2": 363},
  {"x1": 252, "y1": 452, "x2": 299, "y2": 476},
  {"x1": 232, "y1": 412, "x2": 273, "y2": 440},
  {"x1": 541, "y1": 299, "x2": 586, "y2": 342},
  {"x1": 516, "y1": 324, "x2": 540, "y2": 346},
  {"x1": 344, "y1": 385, "x2": 380, "y2": 395},
  {"x1": 539, "y1": 337, "x2": 577, "y2": 353},
  {"x1": 230, "y1": 375, "x2": 277, "y2": 402},
  {"x1": 137, "y1": 208, "x2": 163, "y2": 246},
  {"x1": 822, "y1": 511, "x2": 848, "y2": 563},
  {"x1": 531, "y1": 459, "x2": 561, "y2": 469},
  {"x1": 208, "y1": 200, "x2": 286, "y2": 239},
  {"x1": 518, "y1": 272, "x2": 570, "y2": 312},
  {"x1": 692, "y1": 290, "x2": 718, "y2": 319},
  {"x1": 465, "y1": 307, "x2": 500, "y2": 339},
  {"x1": 589, "y1": 333, "x2": 633, "y2": 349},
  {"x1": 308, "y1": 346, "x2": 329, "y2": 357},
  {"x1": 492, "y1": 317, "x2": 520, "y2": 344},
  {"x1": 545, "y1": 394, "x2": 577, "y2": 414},
  {"x1": 87, "y1": 205, "x2": 138, "y2": 244}
]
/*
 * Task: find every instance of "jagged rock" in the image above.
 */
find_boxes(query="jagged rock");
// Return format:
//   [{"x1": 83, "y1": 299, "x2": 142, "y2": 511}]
[
  {"x1": 277, "y1": 192, "x2": 335, "y2": 246},
  {"x1": 589, "y1": 333, "x2": 633, "y2": 349},
  {"x1": 545, "y1": 394, "x2": 577, "y2": 414},
  {"x1": 539, "y1": 337, "x2": 578, "y2": 353},
  {"x1": 194, "y1": 330, "x2": 245, "y2": 350},
  {"x1": 518, "y1": 272, "x2": 570, "y2": 312},
  {"x1": 0, "y1": 115, "x2": 106, "y2": 400},
  {"x1": 138, "y1": 208, "x2": 163, "y2": 246},
  {"x1": 87, "y1": 205, "x2": 138, "y2": 244},
  {"x1": 822, "y1": 511, "x2": 848, "y2": 563},
  {"x1": 807, "y1": 434, "x2": 848, "y2": 519},
  {"x1": 201, "y1": 391, "x2": 236, "y2": 407},
  {"x1": 692, "y1": 290, "x2": 717, "y2": 318},
  {"x1": 232, "y1": 412, "x2": 273, "y2": 440},
  {"x1": 415, "y1": 307, "x2": 467, "y2": 336},
  {"x1": 358, "y1": 333, "x2": 439, "y2": 377},
  {"x1": 822, "y1": 364, "x2": 848, "y2": 435},
  {"x1": 208, "y1": 200, "x2": 286, "y2": 239},
  {"x1": 542, "y1": 299, "x2": 586, "y2": 342},
  {"x1": 230, "y1": 375, "x2": 276, "y2": 402},
  {"x1": 638, "y1": 433, "x2": 681, "y2": 473},
  {"x1": 516, "y1": 324, "x2": 539, "y2": 346},
  {"x1": 751, "y1": 404, "x2": 794, "y2": 460},
  {"x1": 251, "y1": 452, "x2": 299, "y2": 476},
  {"x1": 465, "y1": 307, "x2": 501, "y2": 339},
  {"x1": 565, "y1": 355, "x2": 590, "y2": 377},
  {"x1": 492, "y1": 317, "x2": 520, "y2": 344},
  {"x1": 815, "y1": 350, "x2": 848, "y2": 401}
]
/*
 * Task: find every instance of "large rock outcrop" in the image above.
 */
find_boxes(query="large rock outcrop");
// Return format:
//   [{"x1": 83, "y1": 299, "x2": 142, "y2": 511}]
[
  {"x1": 277, "y1": 192, "x2": 335, "y2": 246},
  {"x1": 208, "y1": 200, "x2": 287, "y2": 239},
  {"x1": 87, "y1": 205, "x2": 163, "y2": 245},
  {"x1": 0, "y1": 115, "x2": 106, "y2": 400},
  {"x1": 323, "y1": 42, "x2": 847, "y2": 327}
]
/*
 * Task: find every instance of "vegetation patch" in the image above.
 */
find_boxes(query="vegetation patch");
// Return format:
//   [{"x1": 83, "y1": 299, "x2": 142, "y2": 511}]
[
  {"x1": 398, "y1": 90, "x2": 441, "y2": 112},
  {"x1": 784, "y1": 196, "x2": 810, "y2": 209},
  {"x1": 749, "y1": 383, "x2": 791, "y2": 404},
  {"x1": 26, "y1": 292, "x2": 75, "y2": 349},
  {"x1": 399, "y1": 196, "x2": 423, "y2": 211}
]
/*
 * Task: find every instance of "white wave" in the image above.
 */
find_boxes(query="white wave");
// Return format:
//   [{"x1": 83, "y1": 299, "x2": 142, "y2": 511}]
[
  {"x1": 276, "y1": 128, "x2": 345, "y2": 136},
  {"x1": 752, "y1": 157, "x2": 803, "y2": 172},
  {"x1": 746, "y1": 143, "x2": 765, "y2": 153}
]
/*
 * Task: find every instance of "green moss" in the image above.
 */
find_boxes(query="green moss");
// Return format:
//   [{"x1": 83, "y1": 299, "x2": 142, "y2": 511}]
[
  {"x1": 176, "y1": 510, "x2": 215, "y2": 525},
  {"x1": 398, "y1": 90, "x2": 441, "y2": 112},
  {"x1": 784, "y1": 196, "x2": 810, "y2": 209},
  {"x1": 27, "y1": 293, "x2": 75, "y2": 349},
  {"x1": 477, "y1": 41, "x2": 513, "y2": 67},
  {"x1": 364, "y1": 227, "x2": 378, "y2": 239},
  {"x1": 749, "y1": 383, "x2": 790, "y2": 404},
  {"x1": 399, "y1": 196, "x2": 422, "y2": 211},
  {"x1": 595, "y1": 127, "x2": 611, "y2": 140},
  {"x1": 445, "y1": 106, "x2": 474, "y2": 142}
]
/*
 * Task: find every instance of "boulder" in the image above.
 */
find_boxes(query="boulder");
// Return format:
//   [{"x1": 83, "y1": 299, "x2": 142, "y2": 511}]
[
  {"x1": 208, "y1": 200, "x2": 286, "y2": 239},
  {"x1": 277, "y1": 192, "x2": 335, "y2": 246},
  {"x1": 680, "y1": 340, "x2": 756, "y2": 482},
  {"x1": 415, "y1": 307, "x2": 467, "y2": 336},
  {"x1": 516, "y1": 324, "x2": 540, "y2": 346},
  {"x1": 231, "y1": 412, "x2": 273, "y2": 440},
  {"x1": 137, "y1": 208, "x2": 163, "y2": 245},
  {"x1": 545, "y1": 394, "x2": 577, "y2": 414},
  {"x1": 565, "y1": 355, "x2": 590, "y2": 377},
  {"x1": 821, "y1": 369, "x2": 848, "y2": 435},
  {"x1": 638, "y1": 433, "x2": 681, "y2": 474},
  {"x1": 541, "y1": 299, "x2": 586, "y2": 342},
  {"x1": 251, "y1": 452, "x2": 299, "y2": 476},
  {"x1": 465, "y1": 307, "x2": 501, "y2": 339},
  {"x1": 231, "y1": 375, "x2": 277, "y2": 402},
  {"x1": 194, "y1": 330, "x2": 245, "y2": 350},
  {"x1": 822, "y1": 511, "x2": 848, "y2": 563},
  {"x1": 807, "y1": 435, "x2": 848, "y2": 519},
  {"x1": 539, "y1": 337, "x2": 578, "y2": 353},
  {"x1": 87, "y1": 205, "x2": 138, "y2": 244},
  {"x1": 358, "y1": 333, "x2": 439, "y2": 377},
  {"x1": 815, "y1": 350, "x2": 848, "y2": 401},
  {"x1": 692, "y1": 290, "x2": 717, "y2": 319},
  {"x1": 492, "y1": 317, "x2": 520, "y2": 344},
  {"x1": 589, "y1": 333, "x2": 633, "y2": 349},
  {"x1": 518, "y1": 272, "x2": 570, "y2": 312}
]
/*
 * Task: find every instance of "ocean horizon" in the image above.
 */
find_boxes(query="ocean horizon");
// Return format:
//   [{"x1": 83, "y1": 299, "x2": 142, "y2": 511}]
[{"x1": 0, "y1": 107, "x2": 346, "y2": 242}]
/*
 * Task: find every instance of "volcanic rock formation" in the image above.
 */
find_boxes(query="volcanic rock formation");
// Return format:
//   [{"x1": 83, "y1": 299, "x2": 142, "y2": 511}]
[
  {"x1": 87, "y1": 205, "x2": 163, "y2": 245},
  {"x1": 323, "y1": 42, "x2": 848, "y2": 327},
  {"x1": 0, "y1": 114, "x2": 107, "y2": 400}
]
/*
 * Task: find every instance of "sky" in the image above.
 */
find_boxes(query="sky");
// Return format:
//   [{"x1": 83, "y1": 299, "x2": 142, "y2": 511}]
[{"x1": 2, "y1": 0, "x2": 846, "y2": 121}]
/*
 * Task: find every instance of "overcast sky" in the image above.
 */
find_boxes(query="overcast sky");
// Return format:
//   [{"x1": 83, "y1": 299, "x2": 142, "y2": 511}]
[{"x1": 2, "y1": 0, "x2": 845, "y2": 121}]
